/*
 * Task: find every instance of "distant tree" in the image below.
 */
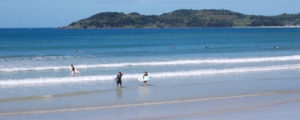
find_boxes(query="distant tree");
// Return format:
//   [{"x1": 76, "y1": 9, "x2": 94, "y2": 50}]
[{"x1": 187, "y1": 17, "x2": 205, "y2": 27}]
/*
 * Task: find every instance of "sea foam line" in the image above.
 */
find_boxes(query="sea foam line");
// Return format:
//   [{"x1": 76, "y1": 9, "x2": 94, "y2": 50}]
[
  {"x1": 1, "y1": 55, "x2": 300, "y2": 72},
  {"x1": 1, "y1": 64, "x2": 299, "y2": 86}
]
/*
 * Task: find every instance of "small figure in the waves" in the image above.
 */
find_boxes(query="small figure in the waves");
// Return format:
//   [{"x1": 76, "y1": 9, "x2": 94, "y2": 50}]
[
  {"x1": 205, "y1": 46, "x2": 208, "y2": 49},
  {"x1": 116, "y1": 72, "x2": 124, "y2": 87},
  {"x1": 143, "y1": 71, "x2": 149, "y2": 86},
  {"x1": 172, "y1": 46, "x2": 176, "y2": 50},
  {"x1": 75, "y1": 49, "x2": 83, "y2": 52},
  {"x1": 71, "y1": 64, "x2": 75, "y2": 73},
  {"x1": 69, "y1": 64, "x2": 80, "y2": 75}
]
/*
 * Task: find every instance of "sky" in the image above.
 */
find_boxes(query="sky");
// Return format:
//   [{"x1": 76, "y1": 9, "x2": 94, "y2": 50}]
[{"x1": 0, "y1": 0, "x2": 299, "y2": 28}]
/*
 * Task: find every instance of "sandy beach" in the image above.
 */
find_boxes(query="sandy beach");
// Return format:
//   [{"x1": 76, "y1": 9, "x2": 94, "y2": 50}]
[
  {"x1": 1, "y1": 71, "x2": 300, "y2": 120},
  {"x1": 2, "y1": 91, "x2": 300, "y2": 120}
]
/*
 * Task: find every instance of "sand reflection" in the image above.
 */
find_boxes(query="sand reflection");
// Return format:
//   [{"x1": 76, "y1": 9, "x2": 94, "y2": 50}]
[
  {"x1": 115, "y1": 88, "x2": 122, "y2": 99},
  {"x1": 138, "y1": 86, "x2": 150, "y2": 97}
]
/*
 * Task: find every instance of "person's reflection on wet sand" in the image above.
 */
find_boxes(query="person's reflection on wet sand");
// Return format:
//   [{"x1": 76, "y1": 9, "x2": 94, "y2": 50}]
[
  {"x1": 116, "y1": 88, "x2": 122, "y2": 98},
  {"x1": 138, "y1": 86, "x2": 150, "y2": 97}
]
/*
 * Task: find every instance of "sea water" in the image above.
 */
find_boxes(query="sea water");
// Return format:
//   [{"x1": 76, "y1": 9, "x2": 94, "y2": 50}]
[{"x1": 0, "y1": 28, "x2": 300, "y2": 117}]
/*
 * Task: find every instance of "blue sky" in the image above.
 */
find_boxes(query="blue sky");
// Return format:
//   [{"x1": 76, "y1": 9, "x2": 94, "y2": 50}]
[{"x1": 0, "y1": 0, "x2": 299, "y2": 28}]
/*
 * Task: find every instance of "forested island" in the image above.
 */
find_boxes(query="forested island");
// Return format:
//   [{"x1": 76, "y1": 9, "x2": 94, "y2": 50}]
[{"x1": 64, "y1": 9, "x2": 300, "y2": 29}]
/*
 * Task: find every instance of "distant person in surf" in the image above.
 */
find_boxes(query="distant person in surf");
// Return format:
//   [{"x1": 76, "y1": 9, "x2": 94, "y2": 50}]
[
  {"x1": 71, "y1": 64, "x2": 75, "y2": 73},
  {"x1": 143, "y1": 71, "x2": 149, "y2": 86},
  {"x1": 75, "y1": 49, "x2": 83, "y2": 52},
  {"x1": 116, "y1": 72, "x2": 124, "y2": 87},
  {"x1": 70, "y1": 64, "x2": 80, "y2": 74}
]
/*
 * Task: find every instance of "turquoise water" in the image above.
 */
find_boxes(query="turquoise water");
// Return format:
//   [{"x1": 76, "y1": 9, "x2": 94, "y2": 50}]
[
  {"x1": 1, "y1": 28, "x2": 299, "y2": 81},
  {"x1": 0, "y1": 28, "x2": 300, "y2": 119}
]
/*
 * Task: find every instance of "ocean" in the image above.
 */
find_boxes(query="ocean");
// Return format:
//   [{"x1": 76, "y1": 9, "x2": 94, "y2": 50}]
[{"x1": 0, "y1": 28, "x2": 300, "y2": 119}]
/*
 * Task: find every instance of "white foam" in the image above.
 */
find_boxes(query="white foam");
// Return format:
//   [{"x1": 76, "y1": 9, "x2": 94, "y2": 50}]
[
  {"x1": 0, "y1": 66, "x2": 68, "y2": 72},
  {"x1": 1, "y1": 55, "x2": 300, "y2": 72},
  {"x1": 1, "y1": 64, "x2": 299, "y2": 86},
  {"x1": 0, "y1": 55, "x2": 95, "y2": 62}
]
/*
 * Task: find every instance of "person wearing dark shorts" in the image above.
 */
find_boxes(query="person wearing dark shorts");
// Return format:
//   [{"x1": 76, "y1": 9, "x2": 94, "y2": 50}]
[
  {"x1": 116, "y1": 72, "x2": 123, "y2": 87},
  {"x1": 71, "y1": 64, "x2": 75, "y2": 74},
  {"x1": 143, "y1": 71, "x2": 148, "y2": 86}
]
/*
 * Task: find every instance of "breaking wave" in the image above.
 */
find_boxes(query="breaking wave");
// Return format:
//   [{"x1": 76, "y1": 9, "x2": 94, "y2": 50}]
[
  {"x1": 1, "y1": 64, "x2": 299, "y2": 86},
  {"x1": 1, "y1": 55, "x2": 300, "y2": 72}
]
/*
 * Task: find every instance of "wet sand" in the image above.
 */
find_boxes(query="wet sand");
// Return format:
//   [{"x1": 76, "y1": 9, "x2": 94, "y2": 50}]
[
  {"x1": 1, "y1": 72, "x2": 300, "y2": 120},
  {"x1": 1, "y1": 90, "x2": 300, "y2": 120}
]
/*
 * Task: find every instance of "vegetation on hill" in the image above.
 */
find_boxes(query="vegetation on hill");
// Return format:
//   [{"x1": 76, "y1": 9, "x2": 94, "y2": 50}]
[{"x1": 64, "y1": 9, "x2": 300, "y2": 29}]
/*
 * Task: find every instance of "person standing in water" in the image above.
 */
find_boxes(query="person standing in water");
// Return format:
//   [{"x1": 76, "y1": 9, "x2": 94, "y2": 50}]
[
  {"x1": 70, "y1": 64, "x2": 80, "y2": 74},
  {"x1": 143, "y1": 71, "x2": 148, "y2": 86},
  {"x1": 116, "y1": 72, "x2": 123, "y2": 87},
  {"x1": 71, "y1": 64, "x2": 75, "y2": 74}
]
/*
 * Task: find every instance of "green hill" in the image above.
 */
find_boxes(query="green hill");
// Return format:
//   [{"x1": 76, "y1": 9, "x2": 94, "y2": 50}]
[{"x1": 64, "y1": 9, "x2": 300, "y2": 29}]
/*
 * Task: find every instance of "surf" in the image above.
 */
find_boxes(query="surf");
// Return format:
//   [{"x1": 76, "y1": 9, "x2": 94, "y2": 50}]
[
  {"x1": 1, "y1": 64, "x2": 299, "y2": 86},
  {"x1": 1, "y1": 55, "x2": 300, "y2": 72}
]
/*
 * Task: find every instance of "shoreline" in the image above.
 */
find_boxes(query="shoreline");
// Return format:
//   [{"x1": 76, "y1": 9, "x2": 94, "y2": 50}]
[
  {"x1": 59, "y1": 25, "x2": 300, "y2": 29},
  {"x1": 1, "y1": 70, "x2": 300, "y2": 120},
  {"x1": 2, "y1": 26, "x2": 300, "y2": 30}
]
